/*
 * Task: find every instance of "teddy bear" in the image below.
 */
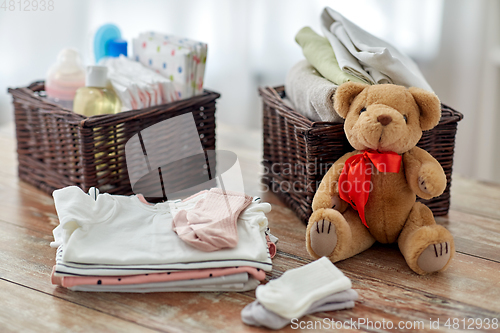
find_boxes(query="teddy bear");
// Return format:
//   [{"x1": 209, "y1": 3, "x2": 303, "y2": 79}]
[{"x1": 305, "y1": 82, "x2": 454, "y2": 275}]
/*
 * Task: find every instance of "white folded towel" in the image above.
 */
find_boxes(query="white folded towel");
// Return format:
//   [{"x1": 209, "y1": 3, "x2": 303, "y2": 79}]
[
  {"x1": 285, "y1": 60, "x2": 344, "y2": 123},
  {"x1": 320, "y1": 24, "x2": 374, "y2": 85},
  {"x1": 321, "y1": 7, "x2": 432, "y2": 91}
]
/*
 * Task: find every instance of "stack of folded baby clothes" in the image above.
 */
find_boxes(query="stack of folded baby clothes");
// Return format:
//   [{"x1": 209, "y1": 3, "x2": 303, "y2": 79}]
[
  {"x1": 50, "y1": 186, "x2": 276, "y2": 292},
  {"x1": 133, "y1": 32, "x2": 207, "y2": 100},
  {"x1": 286, "y1": 7, "x2": 432, "y2": 123},
  {"x1": 241, "y1": 257, "x2": 358, "y2": 330}
]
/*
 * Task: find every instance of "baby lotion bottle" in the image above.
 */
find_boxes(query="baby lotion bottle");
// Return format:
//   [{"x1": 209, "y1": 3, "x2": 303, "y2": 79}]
[
  {"x1": 73, "y1": 66, "x2": 121, "y2": 116},
  {"x1": 45, "y1": 48, "x2": 85, "y2": 109}
]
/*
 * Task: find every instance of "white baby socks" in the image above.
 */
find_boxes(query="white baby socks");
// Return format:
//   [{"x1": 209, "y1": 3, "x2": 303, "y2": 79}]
[
  {"x1": 173, "y1": 188, "x2": 253, "y2": 251},
  {"x1": 241, "y1": 257, "x2": 355, "y2": 329},
  {"x1": 241, "y1": 289, "x2": 358, "y2": 330},
  {"x1": 255, "y1": 257, "x2": 352, "y2": 319}
]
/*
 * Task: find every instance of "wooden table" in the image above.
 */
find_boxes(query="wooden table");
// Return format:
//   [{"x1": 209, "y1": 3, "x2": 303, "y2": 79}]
[{"x1": 1, "y1": 122, "x2": 499, "y2": 332}]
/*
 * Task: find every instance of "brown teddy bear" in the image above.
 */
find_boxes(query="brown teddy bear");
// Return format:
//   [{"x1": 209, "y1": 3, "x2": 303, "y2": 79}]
[{"x1": 305, "y1": 82, "x2": 454, "y2": 275}]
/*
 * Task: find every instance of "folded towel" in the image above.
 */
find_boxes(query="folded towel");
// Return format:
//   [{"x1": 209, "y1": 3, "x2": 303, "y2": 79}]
[
  {"x1": 285, "y1": 60, "x2": 344, "y2": 123},
  {"x1": 319, "y1": 24, "x2": 373, "y2": 84},
  {"x1": 321, "y1": 23, "x2": 392, "y2": 85},
  {"x1": 321, "y1": 7, "x2": 432, "y2": 91},
  {"x1": 295, "y1": 27, "x2": 366, "y2": 86},
  {"x1": 364, "y1": 65, "x2": 392, "y2": 84}
]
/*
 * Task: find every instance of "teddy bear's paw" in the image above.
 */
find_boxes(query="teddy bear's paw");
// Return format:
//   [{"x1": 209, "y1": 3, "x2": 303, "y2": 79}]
[
  {"x1": 418, "y1": 176, "x2": 434, "y2": 195},
  {"x1": 418, "y1": 176, "x2": 428, "y2": 193},
  {"x1": 417, "y1": 242, "x2": 451, "y2": 273},
  {"x1": 310, "y1": 219, "x2": 338, "y2": 257},
  {"x1": 418, "y1": 164, "x2": 446, "y2": 198}
]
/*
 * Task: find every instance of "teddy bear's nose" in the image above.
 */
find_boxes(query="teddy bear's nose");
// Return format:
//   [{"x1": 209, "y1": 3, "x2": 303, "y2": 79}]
[{"x1": 377, "y1": 115, "x2": 392, "y2": 126}]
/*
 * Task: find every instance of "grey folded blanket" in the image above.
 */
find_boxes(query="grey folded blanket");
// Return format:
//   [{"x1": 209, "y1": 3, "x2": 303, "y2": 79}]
[{"x1": 285, "y1": 60, "x2": 344, "y2": 123}]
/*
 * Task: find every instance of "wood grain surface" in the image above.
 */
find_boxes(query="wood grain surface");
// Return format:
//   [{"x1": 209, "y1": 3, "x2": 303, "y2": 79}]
[{"x1": 1, "y1": 123, "x2": 499, "y2": 333}]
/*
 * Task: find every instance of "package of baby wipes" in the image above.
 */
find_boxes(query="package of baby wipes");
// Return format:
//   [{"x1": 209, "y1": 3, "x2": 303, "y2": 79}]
[{"x1": 132, "y1": 32, "x2": 207, "y2": 100}]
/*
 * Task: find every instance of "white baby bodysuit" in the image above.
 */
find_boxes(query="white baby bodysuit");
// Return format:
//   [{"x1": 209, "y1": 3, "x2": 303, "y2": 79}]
[{"x1": 51, "y1": 186, "x2": 272, "y2": 275}]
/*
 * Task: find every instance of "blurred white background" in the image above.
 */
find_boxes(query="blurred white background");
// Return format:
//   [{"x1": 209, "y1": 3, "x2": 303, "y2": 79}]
[{"x1": 0, "y1": 0, "x2": 498, "y2": 183}]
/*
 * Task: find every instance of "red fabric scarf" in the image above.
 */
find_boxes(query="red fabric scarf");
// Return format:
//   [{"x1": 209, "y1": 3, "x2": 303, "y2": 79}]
[{"x1": 338, "y1": 150, "x2": 402, "y2": 228}]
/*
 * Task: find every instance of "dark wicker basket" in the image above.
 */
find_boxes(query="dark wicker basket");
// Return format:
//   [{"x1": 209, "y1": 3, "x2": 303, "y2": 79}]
[
  {"x1": 8, "y1": 81, "x2": 220, "y2": 196},
  {"x1": 260, "y1": 86, "x2": 463, "y2": 224}
]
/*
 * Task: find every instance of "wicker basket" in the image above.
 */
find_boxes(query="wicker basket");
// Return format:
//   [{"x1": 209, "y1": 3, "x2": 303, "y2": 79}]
[
  {"x1": 9, "y1": 81, "x2": 220, "y2": 196},
  {"x1": 260, "y1": 86, "x2": 463, "y2": 224}
]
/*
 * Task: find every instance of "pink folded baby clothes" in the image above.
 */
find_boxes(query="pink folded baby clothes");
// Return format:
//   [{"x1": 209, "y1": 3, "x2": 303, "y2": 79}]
[
  {"x1": 172, "y1": 188, "x2": 253, "y2": 252},
  {"x1": 52, "y1": 265, "x2": 266, "y2": 288}
]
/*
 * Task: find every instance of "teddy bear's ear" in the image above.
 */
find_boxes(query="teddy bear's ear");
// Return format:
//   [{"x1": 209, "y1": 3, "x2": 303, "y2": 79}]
[
  {"x1": 409, "y1": 87, "x2": 441, "y2": 131},
  {"x1": 334, "y1": 82, "x2": 369, "y2": 118}
]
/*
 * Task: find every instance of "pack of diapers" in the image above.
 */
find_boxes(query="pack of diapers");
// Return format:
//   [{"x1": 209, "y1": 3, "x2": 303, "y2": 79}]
[{"x1": 100, "y1": 55, "x2": 178, "y2": 110}]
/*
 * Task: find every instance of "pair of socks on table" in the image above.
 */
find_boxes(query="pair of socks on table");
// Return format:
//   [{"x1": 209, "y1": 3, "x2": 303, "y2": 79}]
[
  {"x1": 241, "y1": 257, "x2": 357, "y2": 330},
  {"x1": 172, "y1": 188, "x2": 253, "y2": 252},
  {"x1": 242, "y1": 290, "x2": 358, "y2": 330}
]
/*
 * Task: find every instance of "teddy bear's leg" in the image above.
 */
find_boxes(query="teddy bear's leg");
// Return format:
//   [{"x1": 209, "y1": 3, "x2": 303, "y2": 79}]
[
  {"x1": 398, "y1": 202, "x2": 455, "y2": 275},
  {"x1": 306, "y1": 208, "x2": 375, "y2": 262}
]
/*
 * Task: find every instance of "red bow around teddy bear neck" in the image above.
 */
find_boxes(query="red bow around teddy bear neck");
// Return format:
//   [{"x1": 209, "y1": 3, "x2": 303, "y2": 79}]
[{"x1": 338, "y1": 150, "x2": 402, "y2": 228}]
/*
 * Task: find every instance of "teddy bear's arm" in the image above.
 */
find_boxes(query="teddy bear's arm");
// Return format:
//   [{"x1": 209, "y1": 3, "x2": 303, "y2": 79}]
[
  {"x1": 311, "y1": 151, "x2": 358, "y2": 212},
  {"x1": 403, "y1": 147, "x2": 447, "y2": 200}
]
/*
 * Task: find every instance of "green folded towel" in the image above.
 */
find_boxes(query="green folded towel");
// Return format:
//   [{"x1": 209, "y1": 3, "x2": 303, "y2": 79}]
[{"x1": 295, "y1": 27, "x2": 366, "y2": 85}]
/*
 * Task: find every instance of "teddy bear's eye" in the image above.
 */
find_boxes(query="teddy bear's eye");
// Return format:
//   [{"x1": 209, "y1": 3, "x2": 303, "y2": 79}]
[
  {"x1": 403, "y1": 115, "x2": 408, "y2": 123},
  {"x1": 359, "y1": 107, "x2": 367, "y2": 114}
]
